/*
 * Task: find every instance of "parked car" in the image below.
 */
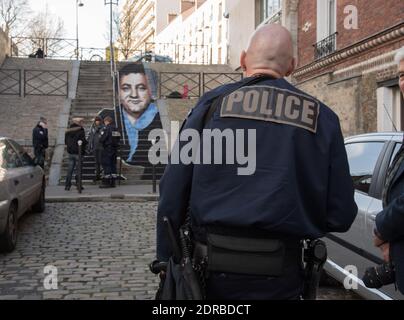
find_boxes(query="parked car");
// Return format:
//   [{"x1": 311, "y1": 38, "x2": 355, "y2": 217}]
[
  {"x1": 129, "y1": 52, "x2": 173, "y2": 63},
  {"x1": 0, "y1": 137, "x2": 45, "y2": 253},
  {"x1": 323, "y1": 132, "x2": 404, "y2": 300}
]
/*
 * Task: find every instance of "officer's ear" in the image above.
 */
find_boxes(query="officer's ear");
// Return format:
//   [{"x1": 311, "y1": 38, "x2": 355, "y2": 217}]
[
  {"x1": 240, "y1": 50, "x2": 247, "y2": 72},
  {"x1": 285, "y1": 57, "x2": 296, "y2": 77}
]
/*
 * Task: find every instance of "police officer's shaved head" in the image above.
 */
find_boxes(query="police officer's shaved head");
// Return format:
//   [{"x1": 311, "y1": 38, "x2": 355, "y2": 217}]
[{"x1": 240, "y1": 24, "x2": 295, "y2": 78}]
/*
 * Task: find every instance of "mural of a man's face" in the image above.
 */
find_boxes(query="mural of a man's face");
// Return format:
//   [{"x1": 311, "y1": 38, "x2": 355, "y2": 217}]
[{"x1": 120, "y1": 73, "x2": 151, "y2": 118}]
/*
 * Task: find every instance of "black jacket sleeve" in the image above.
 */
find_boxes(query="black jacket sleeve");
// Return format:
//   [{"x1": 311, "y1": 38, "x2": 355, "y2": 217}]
[{"x1": 376, "y1": 194, "x2": 404, "y2": 242}]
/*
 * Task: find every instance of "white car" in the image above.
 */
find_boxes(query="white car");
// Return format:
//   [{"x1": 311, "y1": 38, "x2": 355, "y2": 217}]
[
  {"x1": 0, "y1": 137, "x2": 45, "y2": 253},
  {"x1": 324, "y1": 132, "x2": 404, "y2": 300}
]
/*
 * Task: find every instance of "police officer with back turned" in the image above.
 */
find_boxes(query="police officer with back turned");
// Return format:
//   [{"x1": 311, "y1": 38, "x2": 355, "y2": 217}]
[
  {"x1": 156, "y1": 24, "x2": 358, "y2": 300},
  {"x1": 99, "y1": 116, "x2": 120, "y2": 188}
]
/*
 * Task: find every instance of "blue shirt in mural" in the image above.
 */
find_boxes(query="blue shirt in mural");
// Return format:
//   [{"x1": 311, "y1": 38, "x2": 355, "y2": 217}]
[{"x1": 122, "y1": 103, "x2": 159, "y2": 162}]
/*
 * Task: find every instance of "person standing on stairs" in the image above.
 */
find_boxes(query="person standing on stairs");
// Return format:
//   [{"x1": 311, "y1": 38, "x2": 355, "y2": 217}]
[
  {"x1": 99, "y1": 116, "x2": 120, "y2": 188},
  {"x1": 88, "y1": 116, "x2": 104, "y2": 182}
]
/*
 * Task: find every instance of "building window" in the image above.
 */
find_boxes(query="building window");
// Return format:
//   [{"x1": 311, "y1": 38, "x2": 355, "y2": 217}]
[
  {"x1": 377, "y1": 85, "x2": 404, "y2": 131},
  {"x1": 218, "y1": 47, "x2": 222, "y2": 64},
  {"x1": 315, "y1": 0, "x2": 337, "y2": 59},
  {"x1": 258, "y1": 0, "x2": 281, "y2": 24},
  {"x1": 218, "y1": 2, "x2": 223, "y2": 21},
  {"x1": 210, "y1": 5, "x2": 213, "y2": 22},
  {"x1": 218, "y1": 24, "x2": 222, "y2": 43},
  {"x1": 316, "y1": 0, "x2": 336, "y2": 42}
]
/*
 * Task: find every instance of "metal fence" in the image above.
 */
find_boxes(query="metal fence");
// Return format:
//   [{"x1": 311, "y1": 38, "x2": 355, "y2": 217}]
[
  {"x1": 24, "y1": 70, "x2": 69, "y2": 97},
  {"x1": 160, "y1": 72, "x2": 201, "y2": 98},
  {"x1": 0, "y1": 68, "x2": 242, "y2": 98},
  {"x1": 0, "y1": 69, "x2": 21, "y2": 96},
  {"x1": 159, "y1": 72, "x2": 243, "y2": 99},
  {"x1": 144, "y1": 42, "x2": 211, "y2": 65},
  {"x1": 11, "y1": 37, "x2": 78, "y2": 60},
  {"x1": 203, "y1": 73, "x2": 243, "y2": 94},
  {"x1": 79, "y1": 47, "x2": 144, "y2": 61},
  {"x1": 9, "y1": 37, "x2": 215, "y2": 65}
]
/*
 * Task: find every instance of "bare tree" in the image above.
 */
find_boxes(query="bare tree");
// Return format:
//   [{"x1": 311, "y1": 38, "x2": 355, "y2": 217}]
[
  {"x1": 0, "y1": 0, "x2": 31, "y2": 36},
  {"x1": 24, "y1": 5, "x2": 66, "y2": 57},
  {"x1": 116, "y1": 0, "x2": 139, "y2": 60},
  {"x1": 27, "y1": 5, "x2": 65, "y2": 40}
]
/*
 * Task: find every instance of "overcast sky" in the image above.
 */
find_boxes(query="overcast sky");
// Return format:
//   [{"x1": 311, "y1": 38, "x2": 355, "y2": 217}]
[{"x1": 28, "y1": 0, "x2": 123, "y2": 48}]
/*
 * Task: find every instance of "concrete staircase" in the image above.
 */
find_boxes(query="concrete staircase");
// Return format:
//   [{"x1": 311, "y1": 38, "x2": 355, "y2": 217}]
[{"x1": 59, "y1": 61, "x2": 165, "y2": 186}]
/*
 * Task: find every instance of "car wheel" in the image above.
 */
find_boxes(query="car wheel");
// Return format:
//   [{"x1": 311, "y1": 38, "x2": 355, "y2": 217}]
[
  {"x1": 32, "y1": 183, "x2": 45, "y2": 213},
  {"x1": 0, "y1": 204, "x2": 18, "y2": 253}
]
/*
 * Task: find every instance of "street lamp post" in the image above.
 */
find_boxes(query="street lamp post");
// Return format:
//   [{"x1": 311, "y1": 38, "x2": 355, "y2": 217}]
[
  {"x1": 76, "y1": 0, "x2": 84, "y2": 60},
  {"x1": 105, "y1": 0, "x2": 119, "y2": 109},
  {"x1": 104, "y1": 0, "x2": 118, "y2": 74}
]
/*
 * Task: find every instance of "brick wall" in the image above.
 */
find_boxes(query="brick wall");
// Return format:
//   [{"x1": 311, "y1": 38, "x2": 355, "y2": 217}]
[
  {"x1": 296, "y1": 64, "x2": 399, "y2": 137},
  {"x1": 297, "y1": 73, "x2": 361, "y2": 136},
  {"x1": 0, "y1": 58, "x2": 75, "y2": 146},
  {"x1": 336, "y1": 0, "x2": 403, "y2": 51},
  {"x1": 297, "y1": 0, "x2": 316, "y2": 68},
  {"x1": 297, "y1": 0, "x2": 404, "y2": 69}
]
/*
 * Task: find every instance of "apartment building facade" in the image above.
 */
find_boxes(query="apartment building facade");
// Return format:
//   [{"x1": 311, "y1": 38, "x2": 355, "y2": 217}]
[
  {"x1": 130, "y1": 0, "x2": 180, "y2": 52},
  {"x1": 293, "y1": 0, "x2": 404, "y2": 136},
  {"x1": 153, "y1": 0, "x2": 297, "y2": 66}
]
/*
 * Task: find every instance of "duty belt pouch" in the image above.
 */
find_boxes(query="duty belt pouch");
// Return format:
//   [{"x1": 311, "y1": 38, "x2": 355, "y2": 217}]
[{"x1": 206, "y1": 234, "x2": 286, "y2": 276}]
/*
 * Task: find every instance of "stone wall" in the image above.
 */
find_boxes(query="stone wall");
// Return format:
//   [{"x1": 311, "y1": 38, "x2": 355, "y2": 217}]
[
  {"x1": 0, "y1": 58, "x2": 75, "y2": 146},
  {"x1": 296, "y1": 64, "x2": 398, "y2": 137},
  {"x1": 0, "y1": 28, "x2": 10, "y2": 67},
  {"x1": 297, "y1": 73, "x2": 360, "y2": 136}
]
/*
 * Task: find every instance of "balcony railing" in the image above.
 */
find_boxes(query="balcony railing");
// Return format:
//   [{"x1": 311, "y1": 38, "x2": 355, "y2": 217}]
[{"x1": 313, "y1": 32, "x2": 338, "y2": 60}]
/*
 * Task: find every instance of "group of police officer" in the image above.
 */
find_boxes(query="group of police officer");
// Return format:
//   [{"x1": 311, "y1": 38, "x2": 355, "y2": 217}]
[
  {"x1": 67, "y1": 115, "x2": 120, "y2": 190},
  {"x1": 154, "y1": 24, "x2": 404, "y2": 300}
]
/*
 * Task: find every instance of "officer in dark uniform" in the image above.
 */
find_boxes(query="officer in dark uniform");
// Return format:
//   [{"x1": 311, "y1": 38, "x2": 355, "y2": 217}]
[
  {"x1": 156, "y1": 24, "x2": 357, "y2": 300},
  {"x1": 32, "y1": 117, "x2": 48, "y2": 169},
  {"x1": 99, "y1": 116, "x2": 120, "y2": 188}
]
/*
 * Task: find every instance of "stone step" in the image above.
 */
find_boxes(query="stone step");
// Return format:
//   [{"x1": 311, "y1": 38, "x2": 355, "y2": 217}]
[
  {"x1": 77, "y1": 78, "x2": 112, "y2": 80},
  {"x1": 73, "y1": 97, "x2": 113, "y2": 101},
  {"x1": 73, "y1": 99, "x2": 114, "y2": 104},
  {"x1": 71, "y1": 108, "x2": 112, "y2": 113}
]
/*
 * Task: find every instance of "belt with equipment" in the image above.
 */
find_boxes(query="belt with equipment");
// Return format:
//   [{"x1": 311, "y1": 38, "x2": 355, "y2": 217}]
[{"x1": 193, "y1": 233, "x2": 303, "y2": 277}]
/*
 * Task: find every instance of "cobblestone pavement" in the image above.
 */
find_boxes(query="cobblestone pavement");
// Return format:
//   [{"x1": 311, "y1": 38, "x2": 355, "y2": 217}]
[{"x1": 0, "y1": 202, "x2": 361, "y2": 300}]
